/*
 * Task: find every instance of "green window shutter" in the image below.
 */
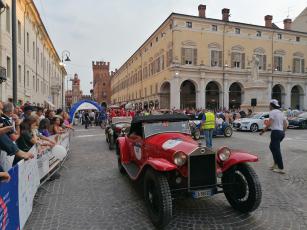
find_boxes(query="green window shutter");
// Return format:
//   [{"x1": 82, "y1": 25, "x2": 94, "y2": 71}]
[
  {"x1": 231, "y1": 52, "x2": 235, "y2": 68},
  {"x1": 263, "y1": 55, "x2": 266, "y2": 70},
  {"x1": 241, "y1": 53, "x2": 245, "y2": 69},
  {"x1": 193, "y1": 48, "x2": 197, "y2": 65},
  {"x1": 181, "y1": 48, "x2": 185, "y2": 65},
  {"x1": 293, "y1": 58, "x2": 296, "y2": 73},
  {"x1": 302, "y1": 59, "x2": 305, "y2": 73},
  {"x1": 218, "y1": 51, "x2": 222, "y2": 67}
]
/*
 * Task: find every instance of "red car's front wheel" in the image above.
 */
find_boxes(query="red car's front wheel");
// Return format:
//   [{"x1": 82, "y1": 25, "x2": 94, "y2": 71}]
[
  {"x1": 222, "y1": 163, "x2": 262, "y2": 213},
  {"x1": 144, "y1": 169, "x2": 172, "y2": 228}
]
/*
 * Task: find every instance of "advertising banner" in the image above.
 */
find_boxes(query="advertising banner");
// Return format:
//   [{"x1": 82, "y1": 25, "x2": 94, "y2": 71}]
[
  {"x1": 18, "y1": 158, "x2": 40, "y2": 230},
  {"x1": 0, "y1": 166, "x2": 20, "y2": 230}
]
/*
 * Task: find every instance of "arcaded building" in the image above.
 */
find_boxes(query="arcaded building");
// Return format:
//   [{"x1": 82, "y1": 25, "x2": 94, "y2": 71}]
[
  {"x1": 111, "y1": 5, "x2": 307, "y2": 111},
  {"x1": 92, "y1": 61, "x2": 111, "y2": 104}
]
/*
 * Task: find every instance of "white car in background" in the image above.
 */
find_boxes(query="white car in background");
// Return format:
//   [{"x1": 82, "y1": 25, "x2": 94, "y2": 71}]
[{"x1": 233, "y1": 112, "x2": 269, "y2": 132}]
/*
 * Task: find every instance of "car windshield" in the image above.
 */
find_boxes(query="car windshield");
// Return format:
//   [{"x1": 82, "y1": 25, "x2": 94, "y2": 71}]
[
  {"x1": 298, "y1": 112, "x2": 307, "y2": 118},
  {"x1": 143, "y1": 121, "x2": 191, "y2": 138}
]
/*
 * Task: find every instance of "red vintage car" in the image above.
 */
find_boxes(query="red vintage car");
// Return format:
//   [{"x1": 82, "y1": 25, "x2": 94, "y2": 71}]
[{"x1": 116, "y1": 114, "x2": 262, "y2": 228}]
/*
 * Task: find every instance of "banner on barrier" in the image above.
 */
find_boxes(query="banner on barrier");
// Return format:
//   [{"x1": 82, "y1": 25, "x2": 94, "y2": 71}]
[
  {"x1": 18, "y1": 158, "x2": 40, "y2": 230},
  {"x1": 0, "y1": 166, "x2": 20, "y2": 230},
  {"x1": 0, "y1": 131, "x2": 71, "y2": 230}
]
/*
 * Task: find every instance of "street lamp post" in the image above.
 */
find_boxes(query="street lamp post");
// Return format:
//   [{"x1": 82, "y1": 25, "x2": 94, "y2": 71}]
[
  {"x1": 12, "y1": 0, "x2": 17, "y2": 105},
  {"x1": 60, "y1": 50, "x2": 71, "y2": 110}
]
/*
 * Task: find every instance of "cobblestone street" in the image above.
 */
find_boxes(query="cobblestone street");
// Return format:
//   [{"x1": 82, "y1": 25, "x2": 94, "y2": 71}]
[{"x1": 25, "y1": 127, "x2": 307, "y2": 230}]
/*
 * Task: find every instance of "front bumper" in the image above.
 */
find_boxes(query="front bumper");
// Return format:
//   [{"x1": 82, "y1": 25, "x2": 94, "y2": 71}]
[{"x1": 233, "y1": 123, "x2": 250, "y2": 130}]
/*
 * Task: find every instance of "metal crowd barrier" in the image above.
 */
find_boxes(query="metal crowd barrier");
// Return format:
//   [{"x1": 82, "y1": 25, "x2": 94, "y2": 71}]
[{"x1": 0, "y1": 130, "x2": 72, "y2": 230}]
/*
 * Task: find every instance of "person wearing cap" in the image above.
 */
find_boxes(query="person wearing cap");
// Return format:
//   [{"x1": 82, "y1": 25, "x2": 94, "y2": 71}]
[{"x1": 260, "y1": 99, "x2": 288, "y2": 174}]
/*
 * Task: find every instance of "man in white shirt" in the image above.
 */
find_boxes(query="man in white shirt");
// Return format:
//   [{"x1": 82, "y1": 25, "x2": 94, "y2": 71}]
[{"x1": 260, "y1": 99, "x2": 288, "y2": 174}]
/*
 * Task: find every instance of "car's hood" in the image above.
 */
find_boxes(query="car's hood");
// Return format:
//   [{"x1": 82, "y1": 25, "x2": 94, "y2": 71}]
[
  {"x1": 146, "y1": 133, "x2": 198, "y2": 155},
  {"x1": 235, "y1": 118, "x2": 259, "y2": 123},
  {"x1": 289, "y1": 117, "x2": 305, "y2": 123}
]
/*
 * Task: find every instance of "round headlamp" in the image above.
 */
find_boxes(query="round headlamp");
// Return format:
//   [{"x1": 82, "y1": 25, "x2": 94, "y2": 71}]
[
  {"x1": 217, "y1": 147, "x2": 231, "y2": 161},
  {"x1": 173, "y1": 151, "x2": 187, "y2": 166}
]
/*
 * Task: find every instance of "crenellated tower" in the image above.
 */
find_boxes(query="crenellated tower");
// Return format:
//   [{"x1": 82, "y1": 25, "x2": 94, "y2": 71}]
[{"x1": 92, "y1": 61, "x2": 111, "y2": 104}]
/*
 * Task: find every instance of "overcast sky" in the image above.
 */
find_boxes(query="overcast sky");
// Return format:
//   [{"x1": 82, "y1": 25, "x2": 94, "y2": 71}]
[{"x1": 33, "y1": 0, "x2": 307, "y2": 94}]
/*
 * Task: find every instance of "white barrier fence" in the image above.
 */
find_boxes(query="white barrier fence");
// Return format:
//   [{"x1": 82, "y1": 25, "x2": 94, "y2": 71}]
[{"x1": 0, "y1": 131, "x2": 71, "y2": 230}]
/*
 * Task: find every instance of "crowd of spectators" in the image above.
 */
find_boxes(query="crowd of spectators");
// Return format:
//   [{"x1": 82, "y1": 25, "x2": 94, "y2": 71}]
[{"x1": 0, "y1": 102, "x2": 72, "y2": 183}]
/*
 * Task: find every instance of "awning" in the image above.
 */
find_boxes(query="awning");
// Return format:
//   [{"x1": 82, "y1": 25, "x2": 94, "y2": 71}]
[{"x1": 45, "y1": 100, "x2": 55, "y2": 108}]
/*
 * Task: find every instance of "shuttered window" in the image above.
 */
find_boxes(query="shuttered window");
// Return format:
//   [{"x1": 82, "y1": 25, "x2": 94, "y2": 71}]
[
  {"x1": 181, "y1": 48, "x2": 197, "y2": 65},
  {"x1": 211, "y1": 50, "x2": 222, "y2": 67},
  {"x1": 166, "y1": 49, "x2": 172, "y2": 67},
  {"x1": 293, "y1": 58, "x2": 305, "y2": 73},
  {"x1": 231, "y1": 52, "x2": 245, "y2": 69},
  {"x1": 256, "y1": 54, "x2": 266, "y2": 70},
  {"x1": 274, "y1": 56, "x2": 283, "y2": 71}
]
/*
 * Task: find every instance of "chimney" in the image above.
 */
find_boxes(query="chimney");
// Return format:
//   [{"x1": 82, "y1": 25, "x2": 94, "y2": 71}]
[
  {"x1": 222, "y1": 8, "x2": 230, "y2": 21},
  {"x1": 283, "y1": 18, "x2": 292, "y2": 30},
  {"x1": 264, "y1": 15, "x2": 273, "y2": 28},
  {"x1": 198, "y1": 4, "x2": 206, "y2": 18}
]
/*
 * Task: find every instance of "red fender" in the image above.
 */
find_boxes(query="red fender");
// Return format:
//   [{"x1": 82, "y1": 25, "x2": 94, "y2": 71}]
[
  {"x1": 220, "y1": 151, "x2": 258, "y2": 173},
  {"x1": 145, "y1": 158, "x2": 177, "y2": 172},
  {"x1": 117, "y1": 137, "x2": 129, "y2": 163}
]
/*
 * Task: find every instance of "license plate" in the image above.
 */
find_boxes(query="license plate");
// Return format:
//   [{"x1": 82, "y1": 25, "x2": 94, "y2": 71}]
[{"x1": 191, "y1": 189, "x2": 213, "y2": 199}]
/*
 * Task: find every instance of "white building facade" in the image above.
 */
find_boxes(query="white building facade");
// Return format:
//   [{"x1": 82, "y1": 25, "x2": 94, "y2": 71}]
[{"x1": 0, "y1": 0, "x2": 66, "y2": 107}]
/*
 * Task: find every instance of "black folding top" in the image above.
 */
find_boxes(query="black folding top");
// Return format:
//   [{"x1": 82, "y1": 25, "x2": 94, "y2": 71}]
[{"x1": 131, "y1": 114, "x2": 189, "y2": 124}]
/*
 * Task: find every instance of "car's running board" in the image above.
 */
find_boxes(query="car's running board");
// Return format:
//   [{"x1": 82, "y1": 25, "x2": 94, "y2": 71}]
[{"x1": 122, "y1": 162, "x2": 140, "y2": 179}]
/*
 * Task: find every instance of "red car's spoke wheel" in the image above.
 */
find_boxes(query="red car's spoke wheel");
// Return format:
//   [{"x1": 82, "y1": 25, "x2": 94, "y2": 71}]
[
  {"x1": 144, "y1": 169, "x2": 172, "y2": 228},
  {"x1": 222, "y1": 163, "x2": 262, "y2": 213}
]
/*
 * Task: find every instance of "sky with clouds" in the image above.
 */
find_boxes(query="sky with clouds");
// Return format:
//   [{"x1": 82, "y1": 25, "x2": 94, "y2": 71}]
[{"x1": 33, "y1": 0, "x2": 307, "y2": 94}]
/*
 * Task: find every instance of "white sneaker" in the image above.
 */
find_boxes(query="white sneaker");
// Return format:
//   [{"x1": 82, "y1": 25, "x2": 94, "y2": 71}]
[
  {"x1": 269, "y1": 164, "x2": 277, "y2": 170},
  {"x1": 272, "y1": 168, "x2": 285, "y2": 174}
]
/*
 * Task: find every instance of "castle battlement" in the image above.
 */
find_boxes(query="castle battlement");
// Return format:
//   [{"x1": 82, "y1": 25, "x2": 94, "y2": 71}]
[{"x1": 92, "y1": 61, "x2": 110, "y2": 69}]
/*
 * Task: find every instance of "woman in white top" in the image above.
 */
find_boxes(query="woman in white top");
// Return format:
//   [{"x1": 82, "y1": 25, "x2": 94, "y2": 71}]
[{"x1": 260, "y1": 99, "x2": 288, "y2": 174}]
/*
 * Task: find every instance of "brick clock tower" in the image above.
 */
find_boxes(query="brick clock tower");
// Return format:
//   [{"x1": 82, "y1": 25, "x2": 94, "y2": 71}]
[{"x1": 92, "y1": 61, "x2": 111, "y2": 104}]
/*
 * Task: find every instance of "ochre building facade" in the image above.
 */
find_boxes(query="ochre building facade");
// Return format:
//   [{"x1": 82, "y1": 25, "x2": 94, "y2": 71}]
[
  {"x1": 111, "y1": 5, "x2": 307, "y2": 111},
  {"x1": 0, "y1": 0, "x2": 66, "y2": 107}
]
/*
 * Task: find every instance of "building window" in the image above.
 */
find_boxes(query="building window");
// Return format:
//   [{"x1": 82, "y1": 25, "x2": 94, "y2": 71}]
[
  {"x1": 186, "y1": 21, "x2": 192, "y2": 28},
  {"x1": 17, "y1": 21, "x2": 21, "y2": 44},
  {"x1": 211, "y1": 50, "x2": 222, "y2": 67},
  {"x1": 256, "y1": 31, "x2": 262, "y2": 37},
  {"x1": 33, "y1": 76, "x2": 35, "y2": 89},
  {"x1": 26, "y1": 70, "x2": 29, "y2": 86},
  {"x1": 6, "y1": 5, "x2": 10, "y2": 33},
  {"x1": 166, "y1": 49, "x2": 173, "y2": 67},
  {"x1": 156, "y1": 37, "x2": 158, "y2": 42},
  {"x1": 181, "y1": 48, "x2": 197, "y2": 65},
  {"x1": 26, "y1": 32, "x2": 29, "y2": 52},
  {"x1": 6, "y1": 57, "x2": 11, "y2": 78},
  {"x1": 231, "y1": 52, "x2": 245, "y2": 69},
  {"x1": 33, "y1": 42, "x2": 35, "y2": 59},
  {"x1": 274, "y1": 56, "x2": 283, "y2": 71},
  {"x1": 18, "y1": 65, "x2": 21, "y2": 82},
  {"x1": 277, "y1": 33, "x2": 282, "y2": 39},
  {"x1": 212, "y1": 25, "x2": 217, "y2": 31},
  {"x1": 235, "y1": 28, "x2": 240, "y2": 34},
  {"x1": 37, "y1": 48, "x2": 39, "y2": 64},
  {"x1": 150, "y1": 42, "x2": 152, "y2": 47},
  {"x1": 296, "y1": 36, "x2": 300, "y2": 42},
  {"x1": 293, "y1": 58, "x2": 305, "y2": 73},
  {"x1": 255, "y1": 54, "x2": 267, "y2": 70}
]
